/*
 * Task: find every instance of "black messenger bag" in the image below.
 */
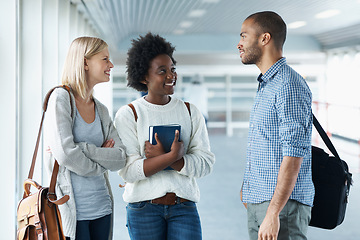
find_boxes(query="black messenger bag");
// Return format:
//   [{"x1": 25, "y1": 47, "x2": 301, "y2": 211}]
[{"x1": 310, "y1": 114, "x2": 353, "y2": 229}]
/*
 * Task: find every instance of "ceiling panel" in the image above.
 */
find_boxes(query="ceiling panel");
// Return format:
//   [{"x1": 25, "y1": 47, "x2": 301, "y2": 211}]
[{"x1": 77, "y1": 0, "x2": 360, "y2": 51}]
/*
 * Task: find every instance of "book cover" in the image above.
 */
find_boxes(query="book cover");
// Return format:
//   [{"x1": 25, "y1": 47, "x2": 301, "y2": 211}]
[{"x1": 149, "y1": 124, "x2": 181, "y2": 153}]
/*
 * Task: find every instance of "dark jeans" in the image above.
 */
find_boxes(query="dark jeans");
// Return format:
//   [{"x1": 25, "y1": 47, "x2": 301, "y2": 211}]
[{"x1": 65, "y1": 214, "x2": 111, "y2": 240}]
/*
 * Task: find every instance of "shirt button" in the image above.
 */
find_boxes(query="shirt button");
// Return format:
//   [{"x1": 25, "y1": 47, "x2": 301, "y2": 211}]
[{"x1": 248, "y1": 143, "x2": 251, "y2": 147}]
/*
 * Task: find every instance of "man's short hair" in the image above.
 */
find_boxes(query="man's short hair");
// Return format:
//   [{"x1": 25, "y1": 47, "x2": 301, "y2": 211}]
[{"x1": 246, "y1": 11, "x2": 287, "y2": 50}]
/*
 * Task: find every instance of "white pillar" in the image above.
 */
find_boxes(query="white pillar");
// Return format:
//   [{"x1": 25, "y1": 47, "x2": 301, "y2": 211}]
[
  {"x1": 0, "y1": 0, "x2": 18, "y2": 238},
  {"x1": 18, "y1": 0, "x2": 43, "y2": 193},
  {"x1": 42, "y1": 0, "x2": 61, "y2": 184},
  {"x1": 58, "y1": 0, "x2": 71, "y2": 80}
]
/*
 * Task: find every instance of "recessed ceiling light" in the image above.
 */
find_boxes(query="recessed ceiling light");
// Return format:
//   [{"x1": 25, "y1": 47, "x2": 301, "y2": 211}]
[
  {"x1": 188, "y1": 9, "x2": 206, "y2": 18},
  {"x1": 202, "y1": 0, "x2": 220, "y2": 3},
  {"x1": 173, "y1": 29, "x2": 185, "y2": 35},
  {"x1": 315, "y1": 9, "x2": 340, "y2": 19},
  {"x1": 179, "y1": 21, "x2": 193, "y2": 28},
  {"x1": 288, "y1": 21, "x2": 307, "y2": 29}
]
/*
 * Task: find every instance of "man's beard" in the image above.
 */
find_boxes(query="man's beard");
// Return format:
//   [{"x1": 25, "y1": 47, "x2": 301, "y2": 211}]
[{"x1": 241, "y1": 42, "x2": 262, "y2": 65}]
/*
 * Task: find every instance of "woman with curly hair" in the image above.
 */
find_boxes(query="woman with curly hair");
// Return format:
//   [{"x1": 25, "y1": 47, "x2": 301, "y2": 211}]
[{"x1": 114, "y1": 32, "x2": 215, "y2": 240}]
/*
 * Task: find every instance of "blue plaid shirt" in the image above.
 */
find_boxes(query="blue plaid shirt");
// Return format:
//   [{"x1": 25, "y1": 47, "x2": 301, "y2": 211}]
[{"x1": 242, "y1": 58, "x2": 314, "y2": 206}]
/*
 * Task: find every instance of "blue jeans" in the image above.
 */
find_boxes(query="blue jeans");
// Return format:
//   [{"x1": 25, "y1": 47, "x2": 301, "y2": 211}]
[
  {"x1": 126, "y1": 201, "x2": 202, "y2": 240},
  {"x1": 65, "y1": 214, "x2": 111, "y2": 240}
]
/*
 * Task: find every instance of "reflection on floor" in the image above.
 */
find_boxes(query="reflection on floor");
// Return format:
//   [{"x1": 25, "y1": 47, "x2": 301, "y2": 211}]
[{"x1": 110, "y1": 133, "x2": 360, "y2": 240}]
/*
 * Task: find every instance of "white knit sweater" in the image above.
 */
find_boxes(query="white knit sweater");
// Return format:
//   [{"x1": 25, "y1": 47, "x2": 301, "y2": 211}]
[{"x1": 114, "y1": 97, "x2": 215, "y2": 203}]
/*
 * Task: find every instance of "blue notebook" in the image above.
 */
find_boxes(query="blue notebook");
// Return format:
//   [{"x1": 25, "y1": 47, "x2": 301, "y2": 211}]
[{"x1": 149, "y1": 124, "x2": 181, "y2": 170}]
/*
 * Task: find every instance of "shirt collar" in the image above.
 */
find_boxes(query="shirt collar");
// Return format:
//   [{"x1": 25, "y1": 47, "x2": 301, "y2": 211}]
[{"x1": 257, "y1": 57, "x2": 286, "y2": 83}]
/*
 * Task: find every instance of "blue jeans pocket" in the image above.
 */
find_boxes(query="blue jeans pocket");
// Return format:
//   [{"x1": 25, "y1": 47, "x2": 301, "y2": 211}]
[
  {"x1": 180, "y1": 201, "x2": 196, "y2": 208},
  {"x1": 127, "y1": 201, "x2": 148, "y2": 211}
]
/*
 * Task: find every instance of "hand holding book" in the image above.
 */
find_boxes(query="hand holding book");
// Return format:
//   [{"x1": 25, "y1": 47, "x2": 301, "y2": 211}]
[
  {"x1": 144, "y1": 133, "x2": 166, "y2": 158},
  {"x1": 144, "y1": 124, "x2": 184, "y2": 171},
  {"x1": 168, "y1": 130, "x2": 184, "y2": 161},
  {"x1": 145, "y1": 128, "x2": 183, "y2": 160},
  {"x1": 149, "y1": 124, "x2": 181, "y2": 152}
]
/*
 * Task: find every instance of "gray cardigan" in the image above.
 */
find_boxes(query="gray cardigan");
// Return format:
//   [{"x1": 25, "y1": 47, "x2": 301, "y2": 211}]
[{"x1": 44, "y1": 87, "x2": 126, "y2": 240}]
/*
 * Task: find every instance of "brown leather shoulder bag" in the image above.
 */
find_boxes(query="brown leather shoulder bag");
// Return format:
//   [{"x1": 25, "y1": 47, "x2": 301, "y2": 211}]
[{"x1": 17, "y1": 85, "x2": 71, "y2": 240}]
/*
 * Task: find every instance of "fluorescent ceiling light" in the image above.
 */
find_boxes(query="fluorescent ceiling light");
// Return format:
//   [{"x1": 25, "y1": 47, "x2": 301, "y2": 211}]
[
  {"x1": 315, "y1": 9, "x2": 340, "y2": 19},
  {"x1": 288, "y1": 21, "x2": 307, "y2": 29},
  {"x1": 188, "y1": 9, "x2": 206, "y2": 18},
  {"x1": 173, "y1": 29, "x2": 185, "y2": 35},
  {"x1": 179, "y1": 21, "x2": 193, "y2": 28}
]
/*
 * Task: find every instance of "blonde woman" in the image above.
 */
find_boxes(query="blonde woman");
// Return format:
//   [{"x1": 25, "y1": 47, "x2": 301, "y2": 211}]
[{"x1": 44, "y1": 37, "x2": 126, "y2": 240}]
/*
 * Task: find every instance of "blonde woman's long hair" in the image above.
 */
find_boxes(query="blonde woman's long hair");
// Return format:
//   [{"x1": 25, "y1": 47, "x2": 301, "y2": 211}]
[{"x1": 61, "y1": 36, "x2": 108, "y2": 99}]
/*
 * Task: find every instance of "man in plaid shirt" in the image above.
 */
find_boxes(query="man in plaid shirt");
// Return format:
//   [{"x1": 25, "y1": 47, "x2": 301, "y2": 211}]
[{"x1": 237, "y1": 11, "x2": 314, "y2": 240}]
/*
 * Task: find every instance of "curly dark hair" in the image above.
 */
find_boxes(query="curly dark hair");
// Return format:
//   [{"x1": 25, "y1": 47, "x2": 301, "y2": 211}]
[{"x1": 126, "y1": 32, "x2": 176, "y2": 92}]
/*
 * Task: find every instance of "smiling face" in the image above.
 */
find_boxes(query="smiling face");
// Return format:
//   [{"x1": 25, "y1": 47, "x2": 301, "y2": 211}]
[
  {"x1": 85, "y1": 47, "x2": 114, "y2": 88},
  {"x1": 143, "y1": 54, "x2": 177, "y2": 104},
  {"x1": 237, "y1": 19, "x2": 263, "y2": 65}
]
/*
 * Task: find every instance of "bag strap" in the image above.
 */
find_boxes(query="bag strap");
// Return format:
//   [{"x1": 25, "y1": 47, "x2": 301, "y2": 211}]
[
  {"x1": 128, "y1": 101, "x2": 191, "y2": 122},
  {"x1": 312, "y1": 113, "x2": 350, "y2": 173},
  {"x1": 313, "y1": 113, "x2": 353, "y2": 187},
  {"x1": 24, "y1": 85, "x2": 72, "y2": 203},
  {"x1": 128, "y1": 103, "x2": 138, "y2": 122},
  {"x1": 184, "y1": 102, "x2": 191, "y2": 116},
  {"x1": 312, "y1": 113, "x2": 341, "y2": 160}
]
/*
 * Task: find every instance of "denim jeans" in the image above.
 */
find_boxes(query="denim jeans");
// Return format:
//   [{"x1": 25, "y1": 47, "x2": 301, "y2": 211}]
[
  {"x1": 126, "y1": 201, "x2": 202, "y2": 240},
  {"x1": 247, "y1": 200, "x2": 311, "y2": 240},
  {"x1": 65, "y1": 214, "x2": 111, "y2": 240}
]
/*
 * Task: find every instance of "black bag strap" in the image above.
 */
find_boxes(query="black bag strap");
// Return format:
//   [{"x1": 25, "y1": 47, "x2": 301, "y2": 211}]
[
  {"x1": 312, "y1": 113, "x2": 341, "y2": 160},
  {"x1": 313, "y1": 114, "x2": 353, "y2": 187}
]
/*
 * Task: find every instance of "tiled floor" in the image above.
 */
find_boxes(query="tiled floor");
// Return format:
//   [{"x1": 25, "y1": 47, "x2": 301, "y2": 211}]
[{"x1": 109, "y1": 133, "x2": 360, "y2": 239}]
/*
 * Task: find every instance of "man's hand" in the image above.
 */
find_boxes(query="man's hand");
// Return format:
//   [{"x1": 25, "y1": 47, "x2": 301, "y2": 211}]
[
  {"x1": 257, "y1": 156, "x2": 302, "y2": 240},
  {"x1": 240, "y1": 188, "x2": 247, "y2": 209},
  {"x1": 258, "y1": 213, "x2": 280, "y2": 240}
]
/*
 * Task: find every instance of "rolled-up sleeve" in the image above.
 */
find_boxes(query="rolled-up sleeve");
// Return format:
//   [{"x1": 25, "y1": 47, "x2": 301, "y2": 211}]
[{"x1": 277, "y1": 79, "x2": 312, "y2": 158}]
